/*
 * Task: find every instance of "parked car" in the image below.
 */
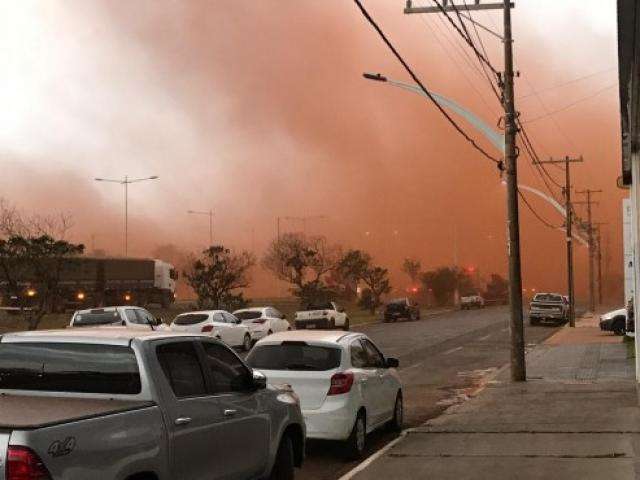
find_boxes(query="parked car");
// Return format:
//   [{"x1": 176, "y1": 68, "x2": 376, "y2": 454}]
[
  {"x1": 384, "y1": 298, "x2": 420, "y2": 322},
  {"x1": 0, "y1": 328, "x2": 305, "y2": 479},
  {"x1": 460, "y1": 295, "x2": 485, "y2": 310},
  {"x1": 246, "y1": 330, "x2": 402, "y2": 460},
  {"x1": 599, "y1": 307, "x2": 627, "y2": 335},
  {"x1": 294, "y1": 301, "x2": 349, "y2": 331},
  {"x1": 70, "y1": 305, "x2": 168, "y2": 330},
  {"x1": 170, "y1": 310, "x2": 252, "y2": 351},
  {"x1": 529, "y1": 292, "x2": 569, "y2": 325},
  {"x1": 233, "y1": 306, "x2": 291, "y2": 341}
]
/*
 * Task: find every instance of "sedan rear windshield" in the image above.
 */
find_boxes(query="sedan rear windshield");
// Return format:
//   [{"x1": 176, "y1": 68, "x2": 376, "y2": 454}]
[
  {"x1": 173, "y1": 313, "x2": 209, "y2": 325},
  {"x1": 247, "y1": 344, "x2": 341, "y2": 371},
  {"x1": 73, "y1": 310, "x2": 122, "y2": 326},
  {"x1": 306, "y1": 302, "x2": 333, "y2": 311},
  {"x1": 533, "y1": 294, "x2": 563, "y2": 303},
  {"x1": 234, "y1": 311, "x2": 262, "y2": 320},
  {"x1": 0, "y1": 343, "x2": 141, "y2": 394}
]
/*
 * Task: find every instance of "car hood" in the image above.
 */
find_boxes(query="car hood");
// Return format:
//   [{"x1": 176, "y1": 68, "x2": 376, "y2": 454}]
[{"x1": 600, "y1": 308, "x2": 626, "y2": 321}]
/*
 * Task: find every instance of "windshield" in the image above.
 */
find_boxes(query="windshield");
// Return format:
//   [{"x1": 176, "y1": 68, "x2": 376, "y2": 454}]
[
  {"x1": 173, "y1": 313, "x2": 209, "y2": 325},
  {"x1": 0, "y1": 342, "x2": 141, "y2": 394},
  {"x1": 533, "y1": 294, "x2": 563, "y2": 303},
  {"x1": 247, "y1": 343, "x2": 341, "y2": 371},
  {"x1": 73, "y1": 309, "x2": 122, "y2": 326},
  {"x1": 234, "y1": 311, "x2": 263, "y2": 320},
  {"x1": 306, "y1": 302, "x2": 333, "y2": 311}
]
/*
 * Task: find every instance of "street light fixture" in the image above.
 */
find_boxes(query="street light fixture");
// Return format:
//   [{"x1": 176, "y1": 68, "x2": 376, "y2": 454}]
[
  {"x1": 94, "y1": 175, "x2": 159, "y2": 257},
  {"x1": 187, "y1": 209, "x2": 214, "y2": 246}
]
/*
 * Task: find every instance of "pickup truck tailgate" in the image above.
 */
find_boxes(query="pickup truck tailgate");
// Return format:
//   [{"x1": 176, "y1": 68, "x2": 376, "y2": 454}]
[
  {"x1": 0, "y1": 431, "x2": 9, "y2": 479},
  {"x1": 0, "y1": 395, "x2": 153, "y2": 429}
]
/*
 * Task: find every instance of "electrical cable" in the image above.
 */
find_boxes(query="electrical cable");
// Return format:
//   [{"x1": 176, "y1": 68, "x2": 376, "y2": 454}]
[
  {"x1": 518, "y1": 189, "x2": 562, "y2": 229},
  {"x1": 518, "y1": 66, "x2": 616, "y2": 100},
  {"x1": 353, "y1": 0, "x2": 503, "y2": 167}
]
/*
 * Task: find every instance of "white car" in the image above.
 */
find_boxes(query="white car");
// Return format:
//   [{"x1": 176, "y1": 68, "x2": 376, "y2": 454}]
[
  {"x1": 70, "y1": 306, "x2": 168, "y2": 330},
  {"x1": 246, "y1": 330, "x2": 402, "y2": 459},
  {"x1": 170, "y1": 310, "x2": 252, "y2": 351},
  {"x1": 460, "y1": 295, "x2": 485, "y2": 309},
  {"x1": 294, "y1": 301, "x2": 349, "y2": 330},
  {"x1": 233, "y1": 306, "x2": 291, "y2": 341}
]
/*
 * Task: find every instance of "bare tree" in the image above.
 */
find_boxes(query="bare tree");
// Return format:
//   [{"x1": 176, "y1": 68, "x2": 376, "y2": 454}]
[
  {"x1": 0, "y1": 198, "x2": 73, "y2": 240},
  {"x1": 402, "y1": 258, "x2": 422, "y2": 284}
]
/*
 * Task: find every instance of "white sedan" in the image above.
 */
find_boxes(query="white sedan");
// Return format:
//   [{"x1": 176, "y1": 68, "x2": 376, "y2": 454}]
[
  {"x1": 246, "y1": 330, "x2": 402, "y2": 459},
  {"x1": 233, "y1": 306, "x2": 291, "y2": 341},
  {"x1": 170, "y1": 310, "x2": 252, "y2": 351}
]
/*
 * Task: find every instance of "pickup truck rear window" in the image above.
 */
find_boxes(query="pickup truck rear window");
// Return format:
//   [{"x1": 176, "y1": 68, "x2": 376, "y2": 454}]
[
  {"x1": 173, "y1": 313, "x2": 209, "y2": 325},
  {"x1": 247, "y1": 344, "x2": 341, "y2": 371},
  {"x1": 234, "y1": 311, "x2": 262, "y2": 320},
  {"x1": 532, "y1": 294, "x2": 563, "y2": 303},
  {"x1": 306, "y1": 302, "x2": 333, "y2": 311},
  {"x1": 0, "y1": 343, "x2": 141, "y2": 394},
  {"x1": 73, "y1": 310, "x2": 122, "y2": 326}
]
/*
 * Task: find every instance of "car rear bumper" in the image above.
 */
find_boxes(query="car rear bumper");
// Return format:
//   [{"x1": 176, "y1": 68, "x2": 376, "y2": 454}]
[
  {"x1": 303, "y1": 397, "x2": 356, "y2": 441},
  {"x1": 530, "y1": 311, "x2": 565, "y2": 319},
  {"x1": 295, "y1": 318, "x2": 330, "y2": 329}
]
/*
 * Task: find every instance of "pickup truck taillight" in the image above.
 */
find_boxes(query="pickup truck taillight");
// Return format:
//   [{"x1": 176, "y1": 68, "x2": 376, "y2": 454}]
[
  {"x1": 201, "y1": 325, "x2": 214, "y2": 333},
  {"x1": 328, "y1": 372, "x2": 354, "y2": 395},
  {"x1": 252, "y1": 319, "x2": 267, "y2": 324},
  {"x1": 7, "y1": 445, "x2": 52, "y2": 480}
]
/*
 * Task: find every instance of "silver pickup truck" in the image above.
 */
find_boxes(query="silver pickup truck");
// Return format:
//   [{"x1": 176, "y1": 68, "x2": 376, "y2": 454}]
[{"x1": 0, "y1": 328, "x2": 305, "y2": 480}]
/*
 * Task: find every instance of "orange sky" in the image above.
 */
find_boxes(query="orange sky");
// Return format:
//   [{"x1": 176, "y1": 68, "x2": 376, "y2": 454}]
[{"x1": 0, "y1": 1, "x2": 625, "y2": 301}]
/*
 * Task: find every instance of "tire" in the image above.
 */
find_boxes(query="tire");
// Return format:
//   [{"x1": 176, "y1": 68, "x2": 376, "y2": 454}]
[
  {"x1": 387, "y1": 392, "x2": 403, "y2": 432},
  {"x1": 269, "y1": 434, "x2": 295, "y2": 480},
  {"x1": 345, "y1": 411, "x2": 366, "y2": 460},
  {"x1": 242, "y1": 334, "x2": 252, "y2": 352},
  {"x1": 613, "y1": 318, "x2": 626, "y2": 336},
  {"x1": 267, "y1": 330, "x2": 273, "y2": 336},
  {"x1": 529, "y1": 318, "x2": 539, "y2": 326},
  {"x1": 343, "y1": 318, "x2": 350, "y2": 331}
]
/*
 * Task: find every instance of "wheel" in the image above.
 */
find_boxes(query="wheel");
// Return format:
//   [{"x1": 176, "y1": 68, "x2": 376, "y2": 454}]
[
  {"x1": 269, "y1": 434, "x2": 294, "y2": 480},
  {"x1": 613, "y1": 318, "x2": 626, "y2": 335},
  {"x1": 343, "y1": 318, "x2": 350, "y2": 331},
  {"x1": 345, "y1": 411, "x2": 366, "y2": 460},
  {"x1": 242, "y1": 334, "x2": 252, "y2": 352},
  {"x1": 387, "y1": 392, "x2": 403, "y2": 432},
  {"x1": 529, "y1": 318, "x2": 538, "y2": 326},
  {"x1": 267, "y1": 330, "x2": 273, "y2": 336},
  {"x1": 287, "y1": 326, "x2": 292, "y2": 331}
]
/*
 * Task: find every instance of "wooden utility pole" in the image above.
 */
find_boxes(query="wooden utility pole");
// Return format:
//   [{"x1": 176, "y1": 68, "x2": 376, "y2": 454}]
[
  {"x1": 535, "y1": 156, "x2": 583, "y2": 327},
  {"x1": 404, "y1": 0, "x2": 524, "y2": 381},
  {"x1": 575, "y1": 189, "x2": 602, "y2": 313}
]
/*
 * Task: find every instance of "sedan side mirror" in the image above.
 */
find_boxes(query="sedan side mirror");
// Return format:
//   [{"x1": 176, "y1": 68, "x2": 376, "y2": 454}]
[
  {"x1": 156, "y1": 317, "x2": 164, "y2": 325},
  {"x1": 337, "y1": 307, "x2": 345, "y2": 313},
  {"x1": 385, "y1": 357, "x2": 399, "y2": 369},
  {"x1": 281, "y1": 314, "x2": 287, "y2": 320},
  {"x1": 252, "y1": 370, "x2": 267, "y2": 390}
]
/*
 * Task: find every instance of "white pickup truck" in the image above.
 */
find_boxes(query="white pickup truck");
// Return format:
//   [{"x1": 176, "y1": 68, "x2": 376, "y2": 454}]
[{"x1": 294, "y1": 301, "x2": 349, "y2": 331}]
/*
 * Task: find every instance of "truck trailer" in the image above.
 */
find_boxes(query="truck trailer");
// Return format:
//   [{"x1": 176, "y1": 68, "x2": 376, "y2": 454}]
[{"x1": 0, "y1": 257, "x2": 177, "y2": 311}]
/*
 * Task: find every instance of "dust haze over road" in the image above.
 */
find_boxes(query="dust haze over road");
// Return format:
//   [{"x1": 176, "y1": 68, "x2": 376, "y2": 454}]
[{"x1": 0, "y1": 1, "x2": 624, "y2": 300}]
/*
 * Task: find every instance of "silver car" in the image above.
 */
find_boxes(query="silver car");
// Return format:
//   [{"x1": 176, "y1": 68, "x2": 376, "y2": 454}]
[{"x1": 0, "y1": 328, "x2": 305, "y2": 479}]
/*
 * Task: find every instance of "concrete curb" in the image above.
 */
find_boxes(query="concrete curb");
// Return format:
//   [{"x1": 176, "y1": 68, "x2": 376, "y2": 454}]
[{"x1": 355, "y1": 308, "x2": 456, "y2": 329}]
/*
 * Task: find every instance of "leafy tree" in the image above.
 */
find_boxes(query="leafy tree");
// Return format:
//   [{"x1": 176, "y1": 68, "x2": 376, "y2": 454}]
[
  {"x1": 402, "y1": 258, "x2": 422, "y2": 284},
  {"x1": 484, "y1": 273, "x2": 509, "y2": 303},
  {"x1": 337, "y1": 250, "x2": 391, "y2": 314},
  {"x1": 421, "y1": 266, "x2": 473, "y2": 306},
  {"x1": 0, "y1": 235, "x2": 85, "y2": 330},
  {"x1": 184, "y1": 245, "x2": 255, "y2": 309},
  {"x1": 262, "y1": 233, "x2": 342, "y2": 305}
]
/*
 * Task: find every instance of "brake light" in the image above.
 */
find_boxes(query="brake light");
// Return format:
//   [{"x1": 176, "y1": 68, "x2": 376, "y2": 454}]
[
  {"x1": 252, "y1": 319, "x2": 267, "y2": 324},
  {"x1": 328, "y1": 372, "x2": 354, "y2": 395},
  {"x1": 201, "y1": 325, "x2": 214, "y2": 333},
  {"x1": 7, "y1": 446, "x2": 52, "y2": 480}
]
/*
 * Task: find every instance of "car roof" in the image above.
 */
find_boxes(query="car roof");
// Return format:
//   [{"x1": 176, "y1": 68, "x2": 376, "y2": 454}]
[
  {"x1": 255, "y1": 329, "x2": 362, "y2": 346},
  {"x1": 175, "y1": 310, "x2": 227, "y2": 316},
  {"x1": 74, "y1": 306, "x2": 141, "y2": 314},
  {"x1": 0, "y1": 327, "x2": 205, "y2": 346},
  {"x1": 233, "y1": 307, "x2": 267, "y2": 313}
]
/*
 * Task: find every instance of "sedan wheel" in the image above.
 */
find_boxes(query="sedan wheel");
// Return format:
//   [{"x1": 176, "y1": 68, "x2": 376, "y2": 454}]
[
  {"x1": 269, "y1": 435, "x2": 294, "y2": 480},
  {"x1": 345, "y1": 412, "x2": 366, "y2": 460},
  {"x1": 388, "y1": 392, "x2": 403, "y2": 432},
  {"x1": 242, "y1": 334, "x2": 252, "y2": 352}
]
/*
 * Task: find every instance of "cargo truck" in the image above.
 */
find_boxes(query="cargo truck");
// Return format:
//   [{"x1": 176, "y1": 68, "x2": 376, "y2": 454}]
[{"x1": 0, "y1": 257, "x2": 177, "y2": 311}]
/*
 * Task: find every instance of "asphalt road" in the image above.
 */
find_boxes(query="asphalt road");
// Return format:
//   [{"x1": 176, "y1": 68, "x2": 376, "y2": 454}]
[{"x1": 297, "y1": 306, "x2": 562, "y2": 480}]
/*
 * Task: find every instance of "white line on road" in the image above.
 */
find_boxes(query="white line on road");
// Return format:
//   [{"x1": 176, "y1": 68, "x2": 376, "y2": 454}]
[
  {"x1": 478, "y1": 334, "x2": 492, "y2": 341},
  {"x1": 402, "y1": 361, "x2": 424, "y2": 372},
  {"x1": 443, "y1": 346, "x2": 463, "y2": 355}
]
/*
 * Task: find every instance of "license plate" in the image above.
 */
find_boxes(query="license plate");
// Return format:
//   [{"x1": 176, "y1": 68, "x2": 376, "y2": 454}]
[{"x1": 306, "y1": 324, "x2": 316, "y2": 329}]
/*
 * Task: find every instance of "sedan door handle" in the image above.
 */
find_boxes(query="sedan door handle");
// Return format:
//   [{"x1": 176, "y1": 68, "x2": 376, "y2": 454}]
[
  {"x1": 174, "y1": 417, "x2": 192, "y2": 426},
  {"x1": 224, "y1": 409, "x2": 238, "y2": 417}
]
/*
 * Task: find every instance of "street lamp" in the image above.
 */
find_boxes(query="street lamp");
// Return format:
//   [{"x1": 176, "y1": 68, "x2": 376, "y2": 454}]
[
  {"x1": 94, "y1": 175, "x2": 159, "y2": 256},
  {"x1": 187, "y1": 210, "x2": 214, "y2": 246}
]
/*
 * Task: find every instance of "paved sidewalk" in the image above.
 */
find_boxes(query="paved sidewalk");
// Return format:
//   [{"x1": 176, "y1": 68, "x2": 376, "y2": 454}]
[{"x1": 348, "y1": 314, "x2": 640, "y2": 480}]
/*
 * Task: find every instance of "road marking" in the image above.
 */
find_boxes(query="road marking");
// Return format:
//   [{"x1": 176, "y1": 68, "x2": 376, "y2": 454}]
[
  {"x1": 402, "y1": 361, "x2": 424, "y2": 372},
  {"x1": 478, "y1": 334, "x2": 492, "y2": 341},
  {"x1": 443, "y1": 346, "x2": 463, "y2": 355}
]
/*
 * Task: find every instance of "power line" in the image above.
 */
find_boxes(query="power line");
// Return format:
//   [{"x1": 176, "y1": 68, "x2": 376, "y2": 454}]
[
  {"x1": 518, "y1": 189, "x2": 562, "y2": 229},
  {"x1": 522, "y1": 83, "x2": 617, "y2": 124},
  {"x1": 518, "y1": 66, "x2": 616, "y2": 100},
  {"x1": 353, "y1": 0, "x2": 503, "y2": 167}
]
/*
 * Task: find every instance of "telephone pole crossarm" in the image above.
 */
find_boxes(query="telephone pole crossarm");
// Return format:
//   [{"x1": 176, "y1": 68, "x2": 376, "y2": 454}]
[{"x1": 404, "y1": 1, "x2": 514, "y2": 14}]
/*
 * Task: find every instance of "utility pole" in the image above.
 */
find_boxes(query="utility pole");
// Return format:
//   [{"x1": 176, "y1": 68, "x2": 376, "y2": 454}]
[
  {"x1": 535, "y1": 156, "x2": 583, "y2": 327},
  {"x1": 575, "y1": 189, "x2": 602, "y2": 313},
  {"x1": 404, "y1": 0, "x2": 524, "y2": 381}
]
